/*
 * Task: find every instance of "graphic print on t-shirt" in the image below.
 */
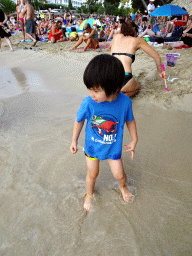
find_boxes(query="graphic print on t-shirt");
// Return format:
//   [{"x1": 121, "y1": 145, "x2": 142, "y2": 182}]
[{"x1": 90, "y1": 114, "x2": 119, "y2": 143}]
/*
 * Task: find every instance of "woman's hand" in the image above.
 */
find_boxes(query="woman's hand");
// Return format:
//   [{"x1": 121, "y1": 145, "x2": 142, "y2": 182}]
[
  {"x1": 182, "y1": 32, "x2": 187, "y2": 37},
  {"x1": 158, "y1": 71, "x2": 167, "y2": 80}
]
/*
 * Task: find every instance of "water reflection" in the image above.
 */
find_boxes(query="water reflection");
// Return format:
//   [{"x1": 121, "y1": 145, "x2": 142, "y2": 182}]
[
  {"x1": 0, "y1": 67, "x2": 51, "y2": 100},
  {"x1": 11, "y1": 67, "x2": 28, "y2": 92}
]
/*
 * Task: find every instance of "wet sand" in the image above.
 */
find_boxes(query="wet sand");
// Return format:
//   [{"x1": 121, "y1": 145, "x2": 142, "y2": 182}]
[{"x1": 0, "y1": 41, "x2": 192, "y2": 255}]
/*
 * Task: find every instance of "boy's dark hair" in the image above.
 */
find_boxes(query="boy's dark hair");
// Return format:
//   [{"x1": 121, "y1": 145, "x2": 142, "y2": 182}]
[
  {"x1": 71, "y1": 27, "x2": 76, "y2": 32},
  {"x1": 83, "y1": 54, "x2": 125, "y2": 97}
]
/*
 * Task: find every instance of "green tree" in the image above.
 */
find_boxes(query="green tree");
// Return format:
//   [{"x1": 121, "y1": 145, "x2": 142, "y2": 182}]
[
  {"x1": 68, "y1": 0, "x2": 73, "y2": 9},
  {"x1": 104, "y1": 0, "x2": 119, "y2": 10},
  {"x1": 97, "y1": 5, "x2": 105, "y2": 14},
  {"x1": 77, "y1": 7, "x2": 82, "y2": 13},
  {"x1": 80, "y1": 4, "x2": 89, "y2": 14},
  {"x1": 0, "y1": 0, "x2": 16, "y2": 14}
]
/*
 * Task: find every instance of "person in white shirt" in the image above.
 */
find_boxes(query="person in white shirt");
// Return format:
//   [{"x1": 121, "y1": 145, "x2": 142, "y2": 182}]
[
  {"x1": 147, "y1": 0, "x2": 156, "y2": 26},
  {"x1": 95, "y1": 16, "x2": 101, "y2": 28}
]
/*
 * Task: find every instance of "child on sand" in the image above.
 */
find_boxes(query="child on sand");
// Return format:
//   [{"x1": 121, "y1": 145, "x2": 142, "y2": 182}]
[
  {"x1": 69, "y1": 27, "x2": 79, "y2": 41},
  {"x1": 70, "y1": 54, "x2": 138, "y2": 212}
]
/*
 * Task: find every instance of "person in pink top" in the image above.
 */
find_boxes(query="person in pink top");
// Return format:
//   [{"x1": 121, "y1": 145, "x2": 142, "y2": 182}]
[{"x1": 16, "y1": 0, "x2": 25, "y2": 41}]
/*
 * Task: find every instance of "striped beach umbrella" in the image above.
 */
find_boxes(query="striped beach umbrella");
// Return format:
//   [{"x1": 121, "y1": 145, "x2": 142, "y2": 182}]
[{"x1": 79, "y1": 18, "x2": 96, "y2": 31}]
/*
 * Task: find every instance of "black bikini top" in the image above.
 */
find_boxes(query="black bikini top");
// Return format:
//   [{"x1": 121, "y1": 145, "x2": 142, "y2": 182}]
[{"x1": 112, "y1": 53, "x2": 135, "y2": 63}]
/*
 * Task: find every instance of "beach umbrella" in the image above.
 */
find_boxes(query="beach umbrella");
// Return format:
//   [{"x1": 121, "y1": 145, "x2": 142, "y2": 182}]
[
  {"x1": 79, "y1": 18, "x2": 95, "y2": 31},
  {"x1": 150, "y1": 4, "x2": 188, "y2": 17}
]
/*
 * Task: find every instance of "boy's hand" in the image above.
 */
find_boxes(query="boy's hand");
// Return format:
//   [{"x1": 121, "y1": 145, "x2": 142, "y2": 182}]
[
  {"x1": 123, "y1": 140, "x2": 137, "y2": 160},
  {"x1": 70, "y1": 141, "x2": 78, "y2": 154}
]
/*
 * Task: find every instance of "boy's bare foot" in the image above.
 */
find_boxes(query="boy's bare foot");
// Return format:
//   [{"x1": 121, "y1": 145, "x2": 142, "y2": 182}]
[
  {"x1": 71, "y1": 46, "x2": 76, "y2": 50},
  {"x1": 120, "y1": 186, "x2": 132, "y2": 202},
  {"x1": 84, "y1": 194, "x2": 92, "y2": 212}
]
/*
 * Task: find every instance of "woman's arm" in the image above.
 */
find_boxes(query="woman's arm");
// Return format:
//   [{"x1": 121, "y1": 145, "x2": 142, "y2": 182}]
[
  {"x1": 182, "y1": 32, "x2": 192, "y2": 38},
  {"x1": 3, "y1": 13, "x2": 7, "y2": 24},
  {"x1": 137, "y1": 38, "x2": 166, "y2": 80},
  {"x1": 16, "y1": 7, "x2": 19, "y2": 21}
]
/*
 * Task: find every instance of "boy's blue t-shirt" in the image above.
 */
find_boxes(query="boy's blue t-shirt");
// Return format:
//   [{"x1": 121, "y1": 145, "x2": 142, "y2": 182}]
[{"x1": 76, "y1": 92, "x2": 134, "y2": 160}]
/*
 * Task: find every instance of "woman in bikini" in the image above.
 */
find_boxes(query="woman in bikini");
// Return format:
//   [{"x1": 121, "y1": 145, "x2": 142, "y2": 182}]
[
  {"x1": 110, "y1": 22, "x2": 166, "y2": 97},
  {"x1": 16, "y1": 0, "x2": 25, "y2": 41},
  {"x1": 71, "y1": 23, "x2": 99, "y2": 52}
]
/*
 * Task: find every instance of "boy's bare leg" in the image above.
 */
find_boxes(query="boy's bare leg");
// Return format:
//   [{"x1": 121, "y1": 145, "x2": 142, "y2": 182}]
[
  {"x1": 108, "y1": 159, "x2": 132, "y2": 202},
  {"x1": 84, "y1": 158, "x2": 100, "y2": 211}
]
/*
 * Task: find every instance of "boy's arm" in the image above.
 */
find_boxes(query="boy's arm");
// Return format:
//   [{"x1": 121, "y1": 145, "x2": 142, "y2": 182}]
[
  {"x1": 70, "y1": 120, "x2": 84, "y2": 154},
  {"x1": 124, "y1": 119, "x2": 138, "y2": 160}
]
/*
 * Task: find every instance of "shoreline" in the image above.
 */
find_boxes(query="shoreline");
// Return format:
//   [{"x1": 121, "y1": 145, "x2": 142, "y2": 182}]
[
  {"x1": 1, "y1": 31, "x2": 192, "y2": 106},
  {"x1": 0, "y1": 36, "x2": 192, "y2": 113}
]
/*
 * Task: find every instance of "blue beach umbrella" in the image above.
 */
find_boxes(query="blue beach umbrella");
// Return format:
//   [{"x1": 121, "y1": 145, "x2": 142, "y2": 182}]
[{"x1": 150, "y1": 5, "x2": 188, "y2": 17}]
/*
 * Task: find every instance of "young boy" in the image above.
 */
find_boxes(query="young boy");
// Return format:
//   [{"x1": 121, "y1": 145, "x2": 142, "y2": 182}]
[{"x1": 70, "y1": 54, "x2": 138, "y2": 212}]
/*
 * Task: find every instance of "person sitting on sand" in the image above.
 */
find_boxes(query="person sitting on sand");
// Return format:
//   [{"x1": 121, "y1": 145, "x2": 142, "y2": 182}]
[
  {"x1": 168, "y1": 16, "x2": 192, "y2": 49},
  {"x1": 22, "y1": 0, "x2": 37, "y2": 46},
  {"x1": 110, "y1": 22, "x2": 166, "y2": 97},
  {"x1": 70, "y1": 54, "x2": 138, "y2": 212},
  {"x1": 0, "y1": 7, "x2": 14, "y2": 52},
  {"x1": 138, "y1": 22, "x2": 174, "y2": 38},
  {"x1": 48, "y1": 20, "x2": 66, "y2": 43},
  {"x1": 173, "y1": 7, "x2": 189, "y2": 27},
  {"x1": 99, "y1": 25, "x2": 111, "y2": 41},
  {"x1": 40, "y1": 18, "x2": 49, "y2": 35},
  {"x1": 71, "y1": 23, "x2": 99, "y2": 52},
  {"x1": 69, "y1": 27, "x2": 79, "y2": 41},
  {"x1": 107, "y1": 24, "x2": 118, "y2": 41}
]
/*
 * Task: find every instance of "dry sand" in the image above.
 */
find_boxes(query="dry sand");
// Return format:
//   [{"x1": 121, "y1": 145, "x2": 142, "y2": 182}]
[
  {"x1": 3, "y1": 31, "x2": 192, "y2": 107},
  {"x1": 0, "y1": 31, "x2": 192, "y2": 255}
]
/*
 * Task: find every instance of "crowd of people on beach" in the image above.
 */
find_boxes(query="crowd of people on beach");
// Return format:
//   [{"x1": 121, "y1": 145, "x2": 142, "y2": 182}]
[
  {"x1": 0, "y1": 0, "x2": 191, "y2": 98},
  {"x1": 1, "y1": 0, "x2": 191, "y2": 49},
  {"x1": 0, "y1": 0, "x2": 191, "y2": 96},
  {"x1": 1, "y1": 0, "x2": 192, "y2": 51}
]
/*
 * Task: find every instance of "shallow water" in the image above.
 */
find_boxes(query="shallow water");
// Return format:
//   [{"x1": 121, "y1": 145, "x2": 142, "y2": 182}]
[{"x1": 0, "y1": 51, "x2": 192, "y2": 256}]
